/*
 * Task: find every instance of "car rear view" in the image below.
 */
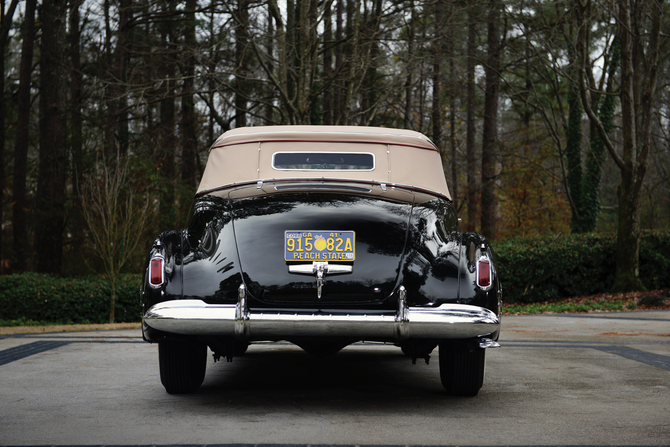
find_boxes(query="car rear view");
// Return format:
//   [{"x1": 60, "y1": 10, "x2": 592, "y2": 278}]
[{"x1": 141, "y1": 126, "x2": 501, "y2": 396}]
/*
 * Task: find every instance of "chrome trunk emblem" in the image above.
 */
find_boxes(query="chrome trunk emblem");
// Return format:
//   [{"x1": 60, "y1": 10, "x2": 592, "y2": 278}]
[{"x1": 288, "y1": 261, "x2": 352, "y2": 298}]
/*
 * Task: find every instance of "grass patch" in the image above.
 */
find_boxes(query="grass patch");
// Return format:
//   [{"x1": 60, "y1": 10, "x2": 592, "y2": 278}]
[
  {"x1": 503, "y1": 288, "x2": 670, "y2": 315},
  {"x1": 0, "y1": 318, "x2": 72, "y2": 327}
]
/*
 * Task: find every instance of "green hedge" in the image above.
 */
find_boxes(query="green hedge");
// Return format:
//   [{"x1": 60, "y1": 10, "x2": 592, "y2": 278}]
[
  {"x1": 0, "y1": 273, "x2": 142, "y2": 325},
  {"x1": 1, "y1": 231, "x2": 669, "y2": 324},
  {"x1": 495, "y1": 230, "x2": 670, "y2": 303}
]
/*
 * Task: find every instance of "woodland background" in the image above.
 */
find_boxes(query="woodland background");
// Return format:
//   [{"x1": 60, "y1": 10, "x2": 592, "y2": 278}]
[{"x1": 0, "y1": 0, "x2": 669, "y2": 284}]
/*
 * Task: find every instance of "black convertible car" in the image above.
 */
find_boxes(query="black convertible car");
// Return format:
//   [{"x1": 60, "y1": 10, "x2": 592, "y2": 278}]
[{"x1": 141, "y1": 126, "x2": 501, "y2": 396}]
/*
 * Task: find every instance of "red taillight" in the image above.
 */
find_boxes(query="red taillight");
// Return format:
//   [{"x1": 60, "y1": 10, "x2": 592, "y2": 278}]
[
  {"x1": 150, "y1": 258, "x2": 164, "y2": 286},
  {"x1": 477, "y1": 259, "x2": 491, "y2": 288}
]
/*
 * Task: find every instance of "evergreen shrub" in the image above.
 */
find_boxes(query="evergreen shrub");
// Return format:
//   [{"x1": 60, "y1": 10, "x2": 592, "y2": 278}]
[
  {"x1": 494, "y1": 230, "x2": 670, "y2": 303},
  {"x1": 2, "y1": 231, "x2": 669, "y2": 323},
  {"x1": 0, "y1": 273, "x2": 142, "y2": 324}
]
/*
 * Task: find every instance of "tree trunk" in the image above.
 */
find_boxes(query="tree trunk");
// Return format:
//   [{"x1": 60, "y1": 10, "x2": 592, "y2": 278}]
[
  {"x1": 581, "y1": 40, "x2": 620, "y2": 232},
  {"x1": 361, "y1": 0, "x2": 382, "y2": 126},
  {"x1": 577, "y1": 0, "x2": 663, "y2": 292},
  {"x1": 0, "y1": 0, "x2": 17, "y2": 272},
  {"x1": 235, "y1": 0, "x2": 250, "y2": 128},
  {"x1": 11, "y1": 0, "x2": 36, "y2": 273},
  {"x1": 334, "y1": 0, "x2": 343, "y2": 123},
  {"x1": 207, "y1": 8, "x2": 219, "y2": 142},
  {"x1": 609, "y1": 0, "x2": 656, "y2": 292},
  {"x1": 109, "y1": 277, "x2": 117, "y2": 324},
  {"x1": 615, "y1": 169, "x2": 642, "y2": 291},
  {"x1": 447, "y1": 3, "x2": 458, "y2": 205},
  {"x1": 481, "y1": 0, "x2": 501, "y2": 240},
  {"x1": 570, "y1": 4, "x2": 620, "y2": 235},
  {"x1": 0, "y1": 28, "x2": 3, "y2": 273},
  {"x1": 431, "y1": 0, "x2": 443, "y2": 151},
  {"x1": 286, "y1": 0, "x2": 297, "y2": 121},
  {"x1": 104, "y1": 0, "x2": 130, "y2": 156},
  {"x1": 116, "y1": 0, "x2": 131, "y2": 154},
  {"x1": 403, "y1": 1, "x2": 415, "y2": 129},
  {"x1": 566, "y1": 81, "x2": 583, "y2": 232},
  {"x1": 181, "y1": 0, "x2": 198, "y2": 189},
  {"x1": 36, "y1": 0, "x2": 68, "y2": 274},
  {"x1": 69, "y1": 0, "x2": 86, "y2": 259},
  {"x1": 158, "y1": 20, "x2": 176, "y2": 222},
  {"x1": 266, "y1": 7, "x2": 275, "y2": 124},
  {"x1": 466, "y1": 5, "x2": 477, "y2": 232},
  {"x1": 323, "y1": 2, "x2": 333, "y2": 125},
  {"x1": 342, "y1": 0, "x2": 358, "y2": 124}
]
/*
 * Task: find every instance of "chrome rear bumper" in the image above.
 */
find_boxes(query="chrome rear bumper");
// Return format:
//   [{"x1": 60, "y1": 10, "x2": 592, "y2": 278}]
[{"x1": 143, "y1": 298, "x2": 500, "y2": 343}]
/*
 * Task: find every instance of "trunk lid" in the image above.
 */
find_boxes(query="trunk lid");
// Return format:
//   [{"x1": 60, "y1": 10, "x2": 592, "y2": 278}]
[{"x1": 232, "y1": 193, "x2": 411, "y2": 309}]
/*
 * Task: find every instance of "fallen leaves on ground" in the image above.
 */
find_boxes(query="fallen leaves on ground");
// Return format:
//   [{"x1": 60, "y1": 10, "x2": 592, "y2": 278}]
[{"x1": 504, "y1": 289, "x2": 670, "y2": 315}]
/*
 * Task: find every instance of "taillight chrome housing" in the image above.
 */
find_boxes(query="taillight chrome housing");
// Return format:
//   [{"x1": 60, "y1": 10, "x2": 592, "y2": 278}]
[
  {"x1": 148, "y1": 255, "x2": 165, "y2": 288},
  {"x1": 476, "y1": 254, "x2": 492, "y2": 290}
]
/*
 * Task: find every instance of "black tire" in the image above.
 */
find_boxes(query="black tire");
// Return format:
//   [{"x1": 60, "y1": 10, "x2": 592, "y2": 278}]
[
  {"x1": 159, "y1": 340, "x2": 207, "y2": 394},
  {"x1": 438, "y1": 341, "x2": 485, "y2": 396}
]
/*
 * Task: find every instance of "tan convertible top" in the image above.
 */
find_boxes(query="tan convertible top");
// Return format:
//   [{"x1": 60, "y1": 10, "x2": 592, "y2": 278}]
[{"x1": 197, "y1": 126, "x2": 451, "y2": 201}]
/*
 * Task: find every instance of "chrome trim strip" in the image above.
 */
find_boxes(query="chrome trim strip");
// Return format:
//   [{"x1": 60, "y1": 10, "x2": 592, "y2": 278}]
[
  {"x1": 288, "y1": 264, "x2": 314, "y2": 275},
  {"x1": 323, "y1": 264, "x2": 352, "y2": 274},
  {"x1": 272, "y1": 151, "x2": 376, "y2": 172},
  {"x1": 143, "y1": 300, "x2": 500, "y2": 342},
  {"x1": 288, "y1": 262, "x2": 353, "y2": 275}
]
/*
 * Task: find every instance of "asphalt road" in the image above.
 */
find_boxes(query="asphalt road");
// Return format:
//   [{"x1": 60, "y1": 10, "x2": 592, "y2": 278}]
[{"x1": 1, "y1": 311, "x2": 669, "y2": 446}]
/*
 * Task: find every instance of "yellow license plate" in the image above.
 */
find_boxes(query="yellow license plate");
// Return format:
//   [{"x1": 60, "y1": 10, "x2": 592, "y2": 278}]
[{"x1": 284, "y1": 231, "x2": 355, "y2": 261}]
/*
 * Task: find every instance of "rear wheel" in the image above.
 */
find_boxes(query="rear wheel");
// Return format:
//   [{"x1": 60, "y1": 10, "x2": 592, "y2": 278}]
[
  {"x1": 159, "y1": 340, "x2": 207, "y2": 394},
  {"x1": 438, "y1": 341, "x2": 485, "y2": 396}
]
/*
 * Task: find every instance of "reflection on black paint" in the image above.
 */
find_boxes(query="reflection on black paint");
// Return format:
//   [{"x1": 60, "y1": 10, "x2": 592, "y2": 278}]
[{"x1": 399, "y1": 200, "x2": 461, "y2": 305}]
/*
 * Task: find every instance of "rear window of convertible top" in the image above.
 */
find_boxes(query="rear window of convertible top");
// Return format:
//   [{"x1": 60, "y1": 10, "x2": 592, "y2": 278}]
[{"x1": 272, "y1": 152, "x2": 375, "y2": 171}]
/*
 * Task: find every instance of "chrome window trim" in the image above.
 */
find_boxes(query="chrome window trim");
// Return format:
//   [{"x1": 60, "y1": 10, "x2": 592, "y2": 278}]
[{"x1": 271, "y1": 151, "x2": 376, "y2": 172}]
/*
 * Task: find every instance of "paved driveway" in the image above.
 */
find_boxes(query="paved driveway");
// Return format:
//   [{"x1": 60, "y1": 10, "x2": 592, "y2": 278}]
[{"x1": 1, "y1": 311, "x2": 669, "y2": 446}]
